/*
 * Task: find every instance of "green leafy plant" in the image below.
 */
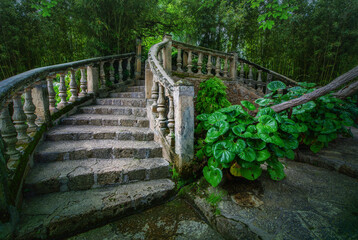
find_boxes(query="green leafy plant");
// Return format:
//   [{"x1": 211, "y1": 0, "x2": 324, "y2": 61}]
[
  {"x1": 255, "y1": 81, "x2": 358, "y2": 153},
  {"x1": 195, "y1": 77, "x2": 231, "y2": 114}
]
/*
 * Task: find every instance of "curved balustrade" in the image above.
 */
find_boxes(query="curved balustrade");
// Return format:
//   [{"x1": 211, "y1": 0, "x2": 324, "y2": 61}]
[
  {"x1": 146, "y1": 34, "x2": 194, "y2": 173},
  {"x1": 171, "y1": 40, "x2": 297, "y2": 94},
  {"x1": 0, "y1": 52, "x2": 137, "y2": 222}
]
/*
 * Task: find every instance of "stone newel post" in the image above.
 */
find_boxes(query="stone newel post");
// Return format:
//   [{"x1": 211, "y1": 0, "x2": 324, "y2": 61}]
[
  {"x1": 145, "y1": 60, "x2": 153, "y2": 99},
  {"x1": 162, "y1": 34, "x2": 172, "y2": 75},
  {"x1": 173, "y1": 80, "x2": 195, "y2": 174},
  {"x1": 87, "y1": 65, "x2": 99, "y2": 95}
]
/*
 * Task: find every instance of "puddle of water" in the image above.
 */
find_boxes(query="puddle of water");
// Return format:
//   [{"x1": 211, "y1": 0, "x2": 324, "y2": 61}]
[{"x1": 68, "y1": 198, "x2": 224, "y2": 240}]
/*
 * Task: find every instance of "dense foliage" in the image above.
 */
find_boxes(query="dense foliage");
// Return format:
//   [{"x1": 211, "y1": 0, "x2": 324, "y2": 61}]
[
  {"x1": 196, "y1": 81, "x2": 358, "y2": 187},
  {"x1": 1, "y1": 0, "x2": 357, "y2": 86},
  {"x1": 195, "y1": 77, "x2": 231, "y2": 114}
]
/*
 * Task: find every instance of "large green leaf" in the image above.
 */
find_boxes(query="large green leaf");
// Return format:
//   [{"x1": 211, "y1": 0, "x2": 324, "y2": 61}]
[
  {"x1": 213, "y1": 141, "x2": 236, "y2": 164},
  {"x1": 285, "y1": 149, "x2": 295, "y2": 160},
  {"x1": 267, "y1": 164, "x2": 285, "y2": 181},
  {"x1": 238, "y1": 132, "x2": 253, "y2": 138},
  {"x1": 197, "y1": 113, "x2": 210, "y2": 121},
  {"x1": 241, "y1": 100, "x2": 257, "y2": 111},
  {"x1": 203, "y1": 166, "x2": 223, "y2": 187},
  {"x1": 214, "y1": 121, "x2": 230, "y2": 135},
  {"x1": 256, "y1": 107, "x2": 276, "y2": 117},
  {"x1": 269, "y1": 134, "x2": 285, "y2": 147},
  {"x1": 255, "y1": 98, "x2": 274, "y2": 106},
  {"x1": 256, "y1": 149, "x2": 271, "y2": 162},
  {"x1": 239, "y1": 147, "x2": 256, "y2": 162},
  {"x1": 267, "y1": 81, "x2": 286, "y2": 92},
  {"x1": 232, "y1": 124, "x2": 246, "y2": 135},
  {"x1": 240, "y1": 165, "x2": 262, "y2": 180},
  {"x1": 204, "y1": 144, "x2": 213, "y2": 157},
  {"x1": 246, "y1": 125, "x2": 257, "y2": 133},
  {"x1": 270, "y1": 145, "x2": 286, "y2": 158},
  {"x1": 257, "y1": 115, "x2": 278, "y2": 133},
  {"x1": 247, "y1": 139, "x2": 266, "y2": 150},
  {"x1": 310, "y1": 141, "x2": 324, "y2": 153},
  {"x1": 282, "y1": 135, "x2": 299, "y2": 150},
  {"x1": 208, "y1": 157, "x2": 219, "y2": 168},
  {"x1": 233, "y1": 139, "x2": 246, "y2": 153},
  {"x1": 208, "y1": 112, "x2": 227, "y2": 124}
]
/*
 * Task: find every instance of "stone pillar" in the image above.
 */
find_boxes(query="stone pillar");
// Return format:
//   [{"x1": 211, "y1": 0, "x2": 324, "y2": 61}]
[
  {"x1": 109, "y1": 60, "x2": 115, "y2": 84},
  {"x1": 157, "y1": 84, "x2": 167, "y2": 134},
  {"x1": 69, "y1": 69, "x2": 78, "y2": 102},
  {"x1": 12, "y1": 92, "x2": 31, "y2": 144},
  {"x1": 127, "y1": 57, "x2": 132, "y2": 81},
  {"x1": 118, "y1": 60, "x2": 123, "y2": 83},
  {"x1": 0, "y1": 102, "x2": 21, "y2": 167},
  {"x1": 167, "y1": 95, "x2": 175, "y2": 147},
  {"x1": 135, "y1": 38, "x2": 142, "y2": 80},
  {"x1": 176, "y1": 47, "x2": 183, "y2": 72},
  {"x1": 151, "y1": 77, "x2": 159, "y2": 113},
  {"x1": 23, "y1": 87, "x2": 37, "y2": 132},
  {"x1": 197, "y1": 52, "x2": 203, "y2": 75},
  {"x1": 187, "y1": 51, "x2": 193, "y2": 74},
  {"x1": 183, "y1": 52, "x2": 188, "y2": 68},
  {"x1": 207, "y1": 55, "x2": 212, "y2": 76},
  {"x1": 100, "y1": 62, "x2": 106, "y2": 89},
  {"x1": 223, "y1": 57, "x2": 228, "y2": 78},
  {"x1": 32, "y1": 80, "x2": 51, "y2": 125},
  {"x1": 47, "y1": 76, "x2": 57, "y2": 114},
  {"x1": 87, "y1": 66, "x2": 99, "y2": 95},
  {"x1": 145, "y1": 60, "x2": 153, "y2": 99},
  {"x1": 173, "y1": 81, "x2": 194, "y2": 174},
  {"x1": 240, "y1": 61, "x2": 245, "y2": 82},
  {"x1": 58, "y1": 73, "x2": 68, "y2": 109},
  {"x1": 79, "y1": 68, "x2": 87, "y2": 97},
  {"x1": 257, "y1": 70, "x2": 263, "y2": 92},
  {"x1": 163, "y1": 34, "x2": 172, "y2": 75},
  {"x1": 215, "y1": 56, "x2": 221, "y2": 77},
  {"x1": 230, "y1": 53, "x2": 238, "y2": 80}
]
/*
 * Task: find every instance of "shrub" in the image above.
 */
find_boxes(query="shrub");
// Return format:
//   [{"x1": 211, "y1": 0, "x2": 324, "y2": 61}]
[{"x1": 195, "y1": 77, "x2": 231, "y2": 114}]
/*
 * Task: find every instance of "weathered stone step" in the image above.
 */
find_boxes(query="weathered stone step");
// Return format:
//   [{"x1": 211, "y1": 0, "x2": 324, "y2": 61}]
[
  {"x1": 95, "y1": 98, "x2": 146, "y2": 107},
  {"x1": 109, "y1": 91, "x2": 145, "y2": 98},
  {"x1": 46, "y1": 125, "x2": 153, "y2": 141},
  {"x1": 80, "y1": 105, "x2": 147, "y2": 117},
  {"x1": 35, "y1": 140, "x2": 162, "y2": 162},
  {"x1": 61, "y1": 114, "x2": 149, "y2": 127},
  {"x1": 17, "y1": 179, "x2": 175, "y2": 239},
  {"x1": 127, "y1": 86, "x2": 145, "y2": 92},
  {"x1": 295, "y1": 128, "x2": 358, "y2": 179},
  {"x1": 25, "y1": 158, "x2": 170, "y2": 195}
]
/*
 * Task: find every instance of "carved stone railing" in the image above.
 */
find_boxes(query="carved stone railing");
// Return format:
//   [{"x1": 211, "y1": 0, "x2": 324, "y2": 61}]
[
  {"x1": 171, "y1": 40, "x2": 297, "y2": 94},
  {"x1": 0, "y1": 50, "x2": 140, "y2": 235},
  {"x1": 146, "y1": 34, "x2": 194, "y2": 174}
]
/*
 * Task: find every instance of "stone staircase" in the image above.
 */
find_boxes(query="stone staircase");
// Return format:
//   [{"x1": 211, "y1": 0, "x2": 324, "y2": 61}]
[{"x1": 16, "y1": 82, "x2": 175, "y2": 239}]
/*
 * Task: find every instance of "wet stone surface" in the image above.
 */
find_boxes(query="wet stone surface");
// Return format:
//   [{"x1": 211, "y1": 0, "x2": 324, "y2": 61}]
[{"x1": 68, "y1": 198, "x2": 224, "y2": 240}]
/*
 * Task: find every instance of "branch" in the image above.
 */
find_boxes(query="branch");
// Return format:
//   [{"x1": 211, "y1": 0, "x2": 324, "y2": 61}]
[
  {"x1": 271, "y1": 66, "x2": 358, "y2": 113},
  {"x1": 333, "y1": 80, "x2": 358, "y2": 99}
]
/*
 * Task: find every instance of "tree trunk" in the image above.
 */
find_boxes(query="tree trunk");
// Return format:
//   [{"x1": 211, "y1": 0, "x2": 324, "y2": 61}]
[
  {"x1": 271, "y1": 66, "x2": 358, "y2": 113},
  {"x1": 333, "y1": 80, "x2": 358, "y2": 99}
]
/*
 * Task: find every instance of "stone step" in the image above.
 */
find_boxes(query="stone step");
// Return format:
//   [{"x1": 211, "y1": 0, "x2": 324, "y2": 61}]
[
  {"x1": 79, "y1": 105, "x2": 147, "y2": 117},
  {"x1": 127, "y1": 86, "x2": 145, "y2": 92},
  {"x1": 46, "y1": 125, "x2": 154, "y2": 141},
  {"x1": 109, "y1": 91, "x2": 145, "y2": 99},
  {"x1": 17, "y1": 179, "x2": 175, "y2": 239},
  {"x1": 61, "y1": 114, "x2": 149, "y2": 127},
  {"x1": 95, "y1": 98, "x2": 146, "y2": 107},
  {"x1": 34, "y1": 140, "x2": 162, "y2": 163},
  {"x1": 24, "y1": 158, "x2": 170, "y2": 195}
]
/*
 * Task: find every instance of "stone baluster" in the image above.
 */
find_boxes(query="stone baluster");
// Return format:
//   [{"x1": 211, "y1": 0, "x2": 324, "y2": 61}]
[
  {"x1": 248, "y1": 65, "x2": 254, "y2": 87},
  {"x1": 79, "y1": 68, "x2": 87, "y2": 97},
  {"x1": 187, "y1": 51, "x2": 193, "y2": 74},
  {"x1": 0, "y1": 102, "x2": 21, "y2": 167},
  {"x1": 135, "y1": 38, "x2": 142, "y2": 80},
  {"x1": 176, "y1": 47, "x2": 183, "y2": 72},
  {"x1": 215, "y1": 56, "x2": 221, "y2": 77},
  {"x1": 127, "y1": 57, "x2": 132, "y2": 80},
  {"x1": 100, "y1": 61, "x2": 106, "y2": 89},
  {"x1": 12, "y1": 92, "x2": 30, "y2": 144},
  {"x1": 257, "y1": 70, "x2": 263, "y2": 92},
  {"x1": 158, "y1": 51, "x2": 163, "y2": 66},
  {"x1": 223, "y1": 57, "x2": 228, "y2": 78},
  {"x1": 58, "y1": 73, "x2": 68, "y2": 109},
  {"x1": 229, "y1": 53, "x2": 238, "y2": 80},
  {"x1": 240, "y1": 61, "x2": 245, "y2": 83},
  {"x1": 23, "y1": 87, "x2": 37, "y2": 132},
  {"x1": 118, "y1": 59, "x2": 123, "y2": 83},
  {"x1": 266, "y1": 74, "x2": 272, "y2": 94},
  {"x1": 151, "y1": 78, "x2": 159, "y2": 113},
  {"x1": 109, "y1": 60, "x2": 115, "y2": 84},
  {"x1": 157, "y1": 83, "x2": 167, "y2": 134},
  {"x1": 166, "y1": 95, "x2": 175, "y2": 146},
  {"x1": 207, "y1": 55, "x2": 212, "y2": 75},
  {"x1": 47, "y1": 76, "x2": 57, "y2": 114},
  {"x1": 198, "y1": 52, "x2": 203, "y2": 75},
  {"x1": 69, "y1": 69, "x2": 78, "y2": 102}
]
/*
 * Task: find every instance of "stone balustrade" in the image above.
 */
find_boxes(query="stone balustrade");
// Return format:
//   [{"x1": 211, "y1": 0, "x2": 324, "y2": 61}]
[
  {"x1": 171, "y1": 40, "x2": 297, "y2": 94},
  {"x1": 146, "y1": 35, "x2": 195, "y2": 174},
  {"x1": 0, "y1": 51, "x2": 138, "y2": 229}
]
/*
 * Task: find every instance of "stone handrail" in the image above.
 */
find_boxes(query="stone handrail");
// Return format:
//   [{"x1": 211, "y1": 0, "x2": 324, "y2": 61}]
[
  {"x1": 146, "y1": 34, "x2": 194, "y2": 174},
  {"x1": 0, "y1": 50, "x2": 140, "y2": 224}
]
